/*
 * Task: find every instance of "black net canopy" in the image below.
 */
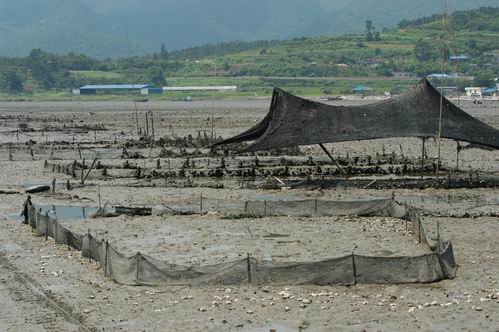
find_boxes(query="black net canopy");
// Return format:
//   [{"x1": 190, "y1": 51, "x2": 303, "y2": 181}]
[{"x1": 215, "y1": 78, "x2": 499, "y2": 152}]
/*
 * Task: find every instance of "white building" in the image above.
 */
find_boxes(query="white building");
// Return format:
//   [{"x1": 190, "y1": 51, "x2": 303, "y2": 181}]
[
  {"x1": 465, "y1": 87, "x2": 482, "y2": 97},
  {"x1": 163, "y1": 86, "x2": 237, "y2": 92}
]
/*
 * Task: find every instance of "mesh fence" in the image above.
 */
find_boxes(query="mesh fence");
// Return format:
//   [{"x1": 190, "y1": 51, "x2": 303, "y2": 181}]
[
  {"x1": 160, "y1": 197, "x2": 407, "y2": 218},
  {"x1": 26, "y1": 200, "x2": 456, "y2": 286}
]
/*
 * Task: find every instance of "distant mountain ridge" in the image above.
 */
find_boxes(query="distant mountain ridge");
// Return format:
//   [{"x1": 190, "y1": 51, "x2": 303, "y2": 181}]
[{"x1": 0, "y1": 0, "x2": 498, "y2": 58}]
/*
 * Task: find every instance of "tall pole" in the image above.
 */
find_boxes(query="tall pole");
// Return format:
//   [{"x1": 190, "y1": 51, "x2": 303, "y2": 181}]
[
  {"x1": 211, "y1": 39, "x2": 218, "y2": 139},
  {"x1": 125, "y1": 23, "x2": 140, "y2": 135},
  {"x1": 436, "y1": 0, "x2": 448, "y2": 179}
]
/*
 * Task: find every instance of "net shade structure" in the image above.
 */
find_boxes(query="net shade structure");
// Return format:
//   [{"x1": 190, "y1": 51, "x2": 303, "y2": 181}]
[
  {"x1": 214, "y1": 78, "x2": 499, "y2": 152},
  {"x1": 25, "y1": 200, "x2": 457, "y2": 286}
]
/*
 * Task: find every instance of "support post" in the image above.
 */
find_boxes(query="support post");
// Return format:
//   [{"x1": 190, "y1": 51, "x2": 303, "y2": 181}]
[
  {"x1": 104, "y1": 240, "x2": 109, "y2": 277},
  {"x1": 151, "y1": 112, "x2": 155, "y2": 140},
  {"x1": 135, "y1": 252, "x2": 141, "y2": 284},
  {"x1": 420, "y1": 137, "x2": 426, "y2": 180},
  {"x1": 145, "y1": 112, "x2": 149, "y2": 137},
  {"x1": 200, "y1": 193, "x2": 203, "y2": 213},
  {"x1": 318, "y1": 143, "x2": 346, "y2": 174},
  {"x1": 88, "y1": 229, "x2": 91, "y2": 263},
  {"x1": 247, "y1": 253, "x2": 252, "y2": 284},
  {"x1": 45, "y1": 212, "x2": 49, "y2": 241},
  {"x1": 456, "y1": 141, "x2": 460, "y2": 171},
  {"x1": 437, "y1": 220, "x2": 441, "y2": 253},
  {"x1": 81, "y1": 157, "x2": 98, "y2": 185},
  {"x1": 352, "y1": 252, "x2": 357, "y2": 285},
  {"x1": 418, "y1": 218, "x2": 422, "y2": 244}
]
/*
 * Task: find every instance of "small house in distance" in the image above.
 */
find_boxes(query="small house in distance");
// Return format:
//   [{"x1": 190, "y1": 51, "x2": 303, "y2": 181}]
[
  {"x1": 352, "y1": 85, "x2": 374, "y2": 95},
  {"x1": 465, "y1": 87, "x2": 482, "y2": 97},
  {"x1": 75, "y1": 84, "x2": 153, "y2": 95}
]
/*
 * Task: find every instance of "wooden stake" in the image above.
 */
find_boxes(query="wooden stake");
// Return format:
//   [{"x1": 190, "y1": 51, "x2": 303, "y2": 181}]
[
  {"x1": 135, "y1": 252, "x2": 141, "y2": 283},
  {"x1": 81, "y1": 157, "x2": 98, "y2": 185},
  {"x1": 319, "y1": 143, "x2": 346, "y2": 174},
  {"x1": 420, "y1": 137, "x2": 426, "y2": 180},
  {"x1": 151, "y1": 112, "x2": 155, "y2": 140},
  {"x1": 88, "y1": 229, "x2": 91, "y2": 263},
  {"x1": 352, "y1": 252, "x2": 357, "y2": 285},
  {"x1": 247, "y1": 253, "x2": 252, "y2": 284},
  {"x1": 104, "y1": 240, "x2": 109, "y2": 277}
]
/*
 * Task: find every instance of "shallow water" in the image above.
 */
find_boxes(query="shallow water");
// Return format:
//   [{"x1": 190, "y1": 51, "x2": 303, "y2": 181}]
[{"x1": 33, "y1": 204, "x2": 114, "y2": 222}]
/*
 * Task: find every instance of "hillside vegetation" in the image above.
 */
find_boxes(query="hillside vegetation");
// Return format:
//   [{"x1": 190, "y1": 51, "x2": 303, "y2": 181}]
[
  {"x1": 1, "y1": 0, "x2": 499, "y2": 57},
  {"x1": 0, "y1": 7, "x2": 498, "y2": 99}
]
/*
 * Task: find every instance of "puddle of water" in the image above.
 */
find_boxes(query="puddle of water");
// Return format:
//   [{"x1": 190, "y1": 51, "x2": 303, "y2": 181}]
[
  {"x1": 22, "y1": 182, "x2": 50, "y2": 188},
  {"x1": 8, "y1": 212, "x2": 22, "y2": 222},
  {"x1": 33, "y1": 204, "x2": 115, "y2": 222},
  {"x1": 241, "y1": 323, "x2": 296, "y2": 332}
]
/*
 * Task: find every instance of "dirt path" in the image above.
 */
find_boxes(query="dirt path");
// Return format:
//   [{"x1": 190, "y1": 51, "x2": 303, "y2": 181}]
[{"x1": 0, "y1": 251, "x2": 91, "y2": 332}]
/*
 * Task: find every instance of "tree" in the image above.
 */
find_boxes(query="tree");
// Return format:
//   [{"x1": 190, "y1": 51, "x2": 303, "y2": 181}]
[
  {"x1": 146, "y1": 66, "x2": 166, "y2": 86},
  {"x1": 0, "y1": 69, "x2": 24, "y2": 93},
  {"x1": 366, "y1": 20, "x2": 376, "y2": 42},
  {"x1": 160, "y1": 44, "x2": 168, "y2": 60},
  {"x1": 27, "y1": 48, "x2": 56, "y2": 89},
  {"x1": 414, "y1": 39, "x2": 435, "y2": 62}
]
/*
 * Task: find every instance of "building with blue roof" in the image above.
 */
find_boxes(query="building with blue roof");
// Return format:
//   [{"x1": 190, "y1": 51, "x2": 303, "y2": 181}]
[
  {"x1": 352, "y1": 85, "x2": 374, "y2": 94},
  {"x1": 75, "y1": 84, "x2": 153, "y2": 95}
]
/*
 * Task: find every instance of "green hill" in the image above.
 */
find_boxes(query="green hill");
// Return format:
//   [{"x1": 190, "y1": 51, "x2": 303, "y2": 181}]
[
  {"x1": 1, "y1": 0, "x2": 499, "y2": 58},
  {"x1": 1, "y1": 7, "x2": 498, "y2": 99}
]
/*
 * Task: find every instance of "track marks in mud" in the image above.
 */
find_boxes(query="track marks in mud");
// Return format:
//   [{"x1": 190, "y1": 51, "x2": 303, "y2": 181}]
[{"x1": 0, "y1": 251, "x2": 92, "y2": 332}]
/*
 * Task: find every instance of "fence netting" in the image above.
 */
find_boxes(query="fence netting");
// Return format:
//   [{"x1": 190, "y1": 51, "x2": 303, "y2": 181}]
[
  {"x1": 26, "y1": 199, "x2": 456, "y2": 286},
  {"x1": 159, "y1": 197, "x2": 407, "y2": 218}
]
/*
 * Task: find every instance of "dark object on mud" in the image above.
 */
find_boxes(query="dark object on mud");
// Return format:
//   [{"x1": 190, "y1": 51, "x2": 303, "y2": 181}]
[
  {"x1": 25, "y1": 185, "x2": 51, "y2": 193},
  {"x1": 0, "y1": 188, "x2": 18, "y2": 194},
  {"x1": 283, "y1": 176, "x2": 499, "y2": 190},
  {"x1": 114, "y1": 206, "x2": 152, "y2": 216}
]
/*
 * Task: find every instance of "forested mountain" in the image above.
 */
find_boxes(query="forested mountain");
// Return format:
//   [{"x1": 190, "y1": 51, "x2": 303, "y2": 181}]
[{"x1": 1, "y1": 0, "x2": 498, "y2": 58}]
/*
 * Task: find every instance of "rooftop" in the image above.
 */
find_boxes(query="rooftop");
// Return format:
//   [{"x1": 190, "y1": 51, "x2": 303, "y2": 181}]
[{"x1": 80, "y1": 84, "x2": 152, "y2": 90}]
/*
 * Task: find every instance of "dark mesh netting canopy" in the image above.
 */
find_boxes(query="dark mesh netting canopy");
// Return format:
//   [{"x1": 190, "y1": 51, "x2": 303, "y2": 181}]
[{"x1": 215, "y1": 78, "x2": 499, "y2": 152}]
